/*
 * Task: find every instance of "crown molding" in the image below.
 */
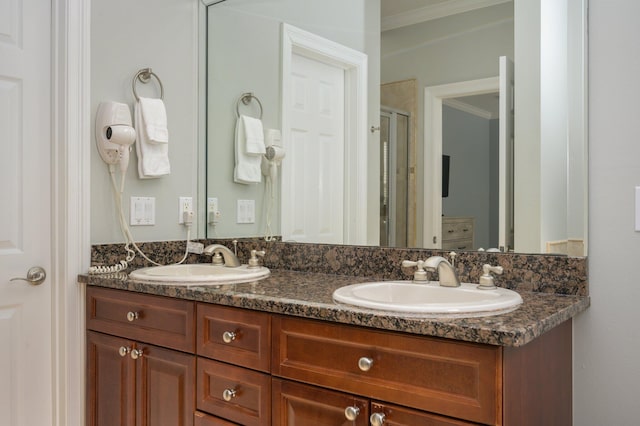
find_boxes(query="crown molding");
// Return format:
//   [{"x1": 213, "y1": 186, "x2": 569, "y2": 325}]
[
  {"x1": 443, "y1": 98, "x2": 495, "y2": 119},
  {"x1": 382, "y1": 0, "x2": 511, "y2": 32}
]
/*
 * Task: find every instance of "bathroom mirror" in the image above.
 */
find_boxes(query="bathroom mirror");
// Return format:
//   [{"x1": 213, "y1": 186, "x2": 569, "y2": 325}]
[{"x1": 204, "y1": 0, "x2": 587, "y2": 256}]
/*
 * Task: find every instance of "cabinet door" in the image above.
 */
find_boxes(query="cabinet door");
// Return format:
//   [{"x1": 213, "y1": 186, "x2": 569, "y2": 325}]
[
  {"x1": 87, "y1": 331, "x2": 136, "y2": 426},
  {"x1": 369, "y1": 402, "x2": 476, "y2": 426},
  {"x1": 135, "y1": 343, "x2": 196, "y2": 426},
  {"x1": 273, "y1": 379, "x2": 369, "y2": 426}
]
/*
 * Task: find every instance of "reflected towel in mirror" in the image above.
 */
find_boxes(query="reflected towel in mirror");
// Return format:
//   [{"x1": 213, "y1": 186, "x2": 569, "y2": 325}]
[{"x1": 234, "y1": 114, "x2": 265, "y2": 184}]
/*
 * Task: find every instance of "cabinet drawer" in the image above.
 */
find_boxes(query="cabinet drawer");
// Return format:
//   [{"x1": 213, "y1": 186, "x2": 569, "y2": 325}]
[
  {"x1": 370, "y1": 402, "x2": 477, "y2": 426},
  {"x1": 197, "y1": 358, "x2": 271, "y2": 426},
  {"x1": 273, "y1": 379, "x2": 369, "y2": 426},
  {"x1": 197, "y1": 304, "x2": 271, "y2": 372},
  {"x1": 442, "y1": 218, "x2": 474, "y2": 241},
  {"x1": 194, "y1": 411, "x2": 239, "y2": 426},
  {"x1": 272, "y1": 316, "x2": 500, "y2": 425},
  {"x1": 87, "y1": 287, "x2": 195, "y2": 353},
  {"x1": 442, "y1": 238, "x2": 473, "y2": 251}
]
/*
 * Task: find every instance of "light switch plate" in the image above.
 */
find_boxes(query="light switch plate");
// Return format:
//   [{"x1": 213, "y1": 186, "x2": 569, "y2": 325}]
[
  {"x1": 237, "y1": 199, "x2": 255, "y2": 224},
  {"x1": 130, "y1": 196, "x2": 155, "y2": 226}
]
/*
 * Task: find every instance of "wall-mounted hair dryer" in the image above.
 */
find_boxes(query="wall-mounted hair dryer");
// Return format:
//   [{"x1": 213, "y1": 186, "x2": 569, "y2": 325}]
[
  {"x1": 261, "y1": 129, "x2": 285, "y2": 180},
  {"x1": 95, "y1": 101, "x2": 136, "y2": 173}
]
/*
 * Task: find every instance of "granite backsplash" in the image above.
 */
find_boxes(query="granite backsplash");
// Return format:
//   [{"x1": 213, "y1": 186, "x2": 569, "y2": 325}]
[{"x1": 91, "y1": 239, "x2": 588, "y2": 296}]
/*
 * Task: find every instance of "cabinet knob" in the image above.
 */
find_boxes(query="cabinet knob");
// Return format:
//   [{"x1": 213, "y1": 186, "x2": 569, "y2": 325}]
[
  {"x1": 118, "y1": 346, "x2": 131, "y2": 357},
  {"x1": 222, "y1": 388, "x2": 237, "y2": 401},
  {"x1": 370, "y1": 412, "x2": 386, "y2": 426},
  {"x1": 358, "y1": 357, "x2": 374, "y2": 372},
  {"x1": 130, "y1": 348, "x2": 144, "y2": 360},
  {"x1": 344, "y1": 406, "x2": 360, "y2": 421},
  {"x1": 126, "y1": 311, "x2": 139, "y2": 322},
  {"x1": 222, "y1": 331, "x2": 237, "y2": 343}
]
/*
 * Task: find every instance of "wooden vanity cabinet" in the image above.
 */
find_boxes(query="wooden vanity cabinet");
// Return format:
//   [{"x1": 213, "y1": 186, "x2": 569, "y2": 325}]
[
  {"x1": 86, "y1": 287, "x2": 196, "y2": 426},
  {"x1": 86, "y1": 286, "x2": 572, "y2": 426}
]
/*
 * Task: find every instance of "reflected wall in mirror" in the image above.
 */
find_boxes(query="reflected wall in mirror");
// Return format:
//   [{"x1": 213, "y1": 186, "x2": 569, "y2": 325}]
[{"x1": 205, "y1": 0, "x2": 587, "y2": 256}]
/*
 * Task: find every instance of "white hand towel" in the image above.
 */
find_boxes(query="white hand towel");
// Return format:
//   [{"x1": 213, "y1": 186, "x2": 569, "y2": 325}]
[
  {"x1": 139, "y1": 97, "x2": 169, "y2": 143},
  {"x1": 135, "y1": 99, "x2": 170, "y2": 179},
  {"x1": 234, "y1": 115, "x2": 264, "y2": 184},
  {"x1": 240, "y1": 115, "x2": 266, "y2": 154}
]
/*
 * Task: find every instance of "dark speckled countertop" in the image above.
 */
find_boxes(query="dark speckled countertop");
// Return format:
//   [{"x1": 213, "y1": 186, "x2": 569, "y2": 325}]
[{"x1": 80, "y1": 268, "x2": 590, "y2": 347}]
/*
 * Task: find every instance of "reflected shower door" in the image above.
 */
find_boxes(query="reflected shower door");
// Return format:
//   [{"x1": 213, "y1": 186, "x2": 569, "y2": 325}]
[{"x1": 380, "y1": 107, "x2": 409, "y2": 247}]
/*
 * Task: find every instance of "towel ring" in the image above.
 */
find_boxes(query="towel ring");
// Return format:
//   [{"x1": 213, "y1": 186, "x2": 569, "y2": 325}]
[
  {"x1": 132, "y1": 68, "x2": 164, "y2": 101},
  {"x1": 236, "y1": 92, "x2": 263, "y2": 119}
]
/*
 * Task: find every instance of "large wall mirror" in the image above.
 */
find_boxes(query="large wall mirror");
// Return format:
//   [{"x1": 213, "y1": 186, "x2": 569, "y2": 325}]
[{"x1": 204, "y1": 0, "x2": 587, "y2": 256}]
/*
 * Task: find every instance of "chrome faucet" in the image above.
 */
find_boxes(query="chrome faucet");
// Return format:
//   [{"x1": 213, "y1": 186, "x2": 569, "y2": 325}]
[
  {"x1": 203, "y1": 244, "x2": 241, "y2": 267},
  {"x1": 424, "y1": 256, "x2": 460, "y2": 287}
]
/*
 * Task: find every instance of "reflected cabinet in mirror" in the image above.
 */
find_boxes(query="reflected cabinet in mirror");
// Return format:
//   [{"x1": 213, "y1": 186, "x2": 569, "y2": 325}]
[{"x1": 205, "y1": 0, "x2": 587, "y2": 256}]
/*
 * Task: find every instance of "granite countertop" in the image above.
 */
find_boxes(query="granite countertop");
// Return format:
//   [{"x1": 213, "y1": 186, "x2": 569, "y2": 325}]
[{"x1": 80, "y1": 269, "x2": 590, "y2": 347}]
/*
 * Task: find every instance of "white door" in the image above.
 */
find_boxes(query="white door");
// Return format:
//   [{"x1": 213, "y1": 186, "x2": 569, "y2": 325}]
[
  {"x1": 0, "y1": 0, "x2": 53, "y2": 424},
  {"x1": 282, "y1": 53, "x2": 345, "y2": 243},
  {"x1": 498, "y1": 56, "x2": 515, "y2": 251}
]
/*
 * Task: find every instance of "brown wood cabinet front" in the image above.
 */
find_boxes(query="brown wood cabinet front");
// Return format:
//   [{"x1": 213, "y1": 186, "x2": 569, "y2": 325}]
[
  {"x1": 197, "y1": 303, "x2": 271, "y2": 372},
  {"x1": 87, "y1": 330, "x2": 195, "y2": 426},
  {"x1": 87, "y1": 286, "x2": 195, "y2": 352},
  {"x1": 87, "y1": 331, "x2": 135, "y2": 426},
  {"x1": 272, "y1": 378, "x2": 369, "y2": 426},
  {"x1": 197, "y1": 357, "x2": 271, "y2": 426},
  {"x1": 272, "y1": 315, "x2": 500, "y2": 425}
]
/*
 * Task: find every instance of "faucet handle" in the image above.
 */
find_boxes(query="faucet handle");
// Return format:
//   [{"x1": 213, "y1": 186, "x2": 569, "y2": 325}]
[
  {"x1": 478, "y1": 264, "x2": 503, "y2": 290},
  {"x1": 248, "y1": 249, "x2": 266, "y2": 268},
  {"x1": 401, "y1": 260, "x2": 428, "y2": 282}
]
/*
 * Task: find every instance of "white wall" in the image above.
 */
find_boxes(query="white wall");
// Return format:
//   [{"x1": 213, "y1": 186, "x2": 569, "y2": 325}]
[
  {"x1": 573, "y1": 0, "x2": 640, "y2": 423},
  {"x1": 90, "y1": 0, "x2": 200, "y2": 244}
]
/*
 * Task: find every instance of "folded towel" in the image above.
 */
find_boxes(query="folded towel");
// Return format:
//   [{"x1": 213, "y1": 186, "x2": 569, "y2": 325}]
[
  {"x1": 241, "y1": 115, "x2": 266, "y2": 154},
  {"x1": 139, "y1": 97, "x2": 169, "y2": 143},
  {"x1": 135, "y1": 98, "x2": 170, "y2": 179},
  {"x1": 234, "y1": 115, "x2": 264, "y2": 184}
]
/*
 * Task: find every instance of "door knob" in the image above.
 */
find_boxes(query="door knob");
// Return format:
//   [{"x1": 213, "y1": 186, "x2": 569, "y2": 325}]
[{"x1": 10, "y1": 266, "x2": 46, "y2": 286}]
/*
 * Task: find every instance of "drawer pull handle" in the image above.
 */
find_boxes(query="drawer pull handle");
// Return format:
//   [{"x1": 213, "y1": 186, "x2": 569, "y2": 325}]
[
  {"x1": 344, "y1": 406, "x2": 360, "y2": 421},
  {"x1": 370, "y1": 412, "x2": 386, "y2": 425},
  {"x1": 462, "y1": 228, "x2": 469, "y2": 232},
  {"x1": 118, "y1": 346, "x2": 131, "y2": 357},
  {"x1": 222, "y1": 331, "x2": 237, "y2": 343},
  {"x1": 447, "y1": 229, "x2": 454, "y2": 233},
  {"x1": 358, "y1": 357, "x2": 374, "y2": 372},
  {"x1": 126, "y1": 311, "x2": 139, "y2": 322},
  {"x1": 130, "y1": 349, "x2": 144, "y2": 360},
  {"x1": 222, "y1": 388, "x2": 237, "y2": 401}
]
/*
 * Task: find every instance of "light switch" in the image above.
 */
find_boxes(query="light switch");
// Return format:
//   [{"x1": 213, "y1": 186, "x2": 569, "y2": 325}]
[
  {"x1": 130, "y1": 196, "x2": 155, "y2": 225},
  {"x1": 237, "y1": 199, "x2": 255, "y2": 224}
]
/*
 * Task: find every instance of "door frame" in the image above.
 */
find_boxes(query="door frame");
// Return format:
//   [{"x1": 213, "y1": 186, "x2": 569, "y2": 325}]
[
  {"x1": 281, "y1": 23, "x2": 368, "y2": 245},
  {"x1": 51, "y1": 0, "x2": 91, "y2": 425},
  {"x1": 423, "y1": 77, "x2": 499, "y2": 248}
]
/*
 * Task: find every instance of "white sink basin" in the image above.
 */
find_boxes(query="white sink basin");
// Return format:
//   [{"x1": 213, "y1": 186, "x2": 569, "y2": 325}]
[
  {"x1": 333, "y1": 281, "x2": 522, "y2": 315},
  {"x1": 129, "y1": 264, "x2": 270, "y2": 284}
]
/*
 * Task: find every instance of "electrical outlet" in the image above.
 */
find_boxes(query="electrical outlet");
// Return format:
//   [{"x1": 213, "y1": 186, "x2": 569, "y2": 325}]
[{"x1": 178, "y1": 196, "x2": 193, "y2": 224}]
